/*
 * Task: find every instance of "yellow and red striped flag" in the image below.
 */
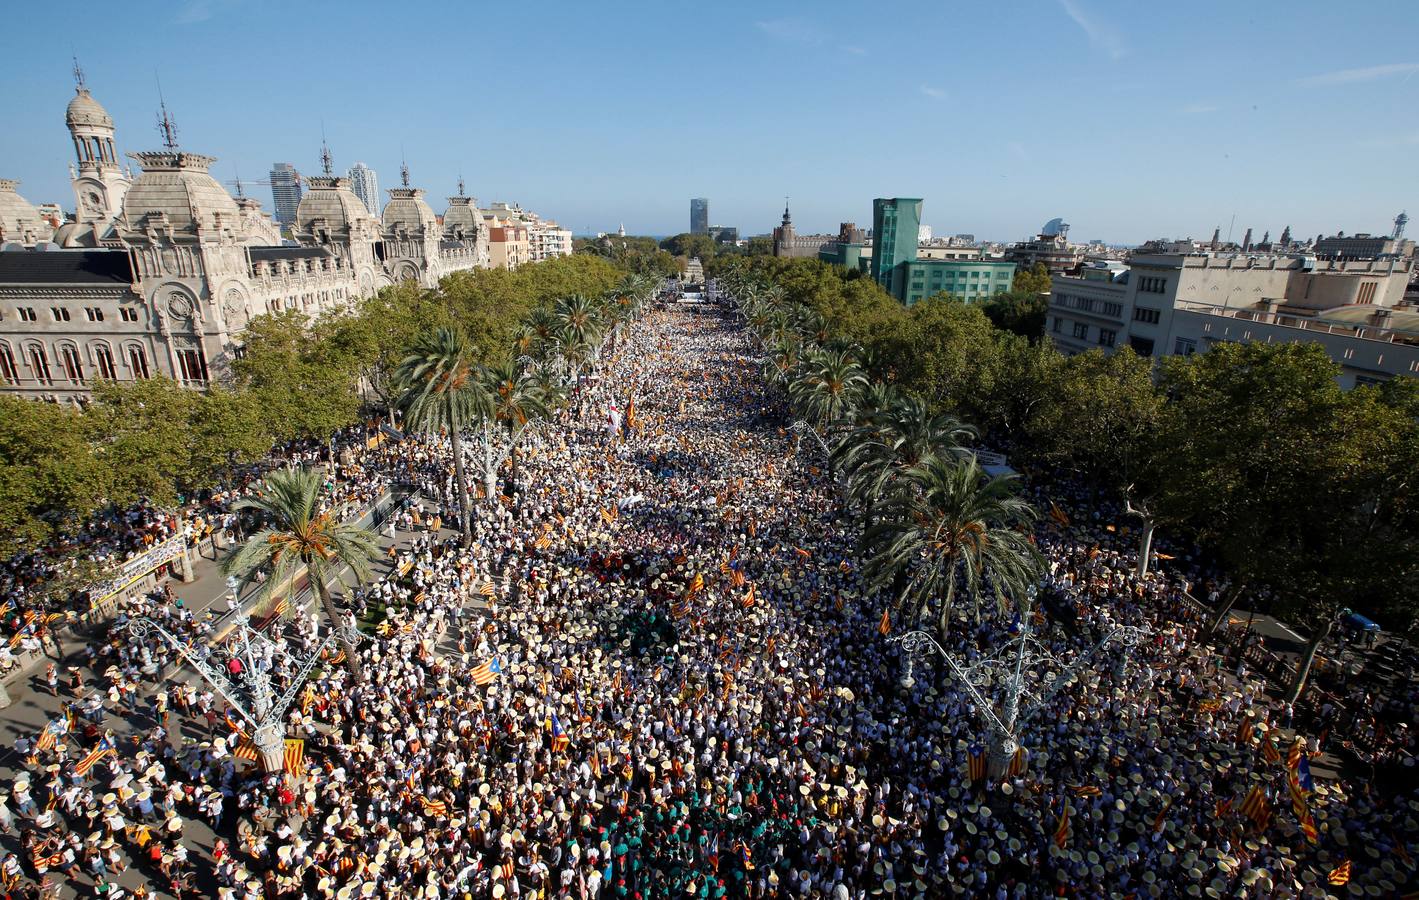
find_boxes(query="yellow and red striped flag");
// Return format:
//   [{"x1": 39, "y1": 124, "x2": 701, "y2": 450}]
[
  {"x1": 740, "y1": 584, "x2": 756, "y2": 609},
  {"x1": 1054, "y1": 805, "x2": 1071, "y2": 849},
  {"x1": 878, "y1": 608, "x2": 891, "y2": 636},
  {"x1": 420, "y1": 796, "x2": 448, "y2": 817},
  {"x1": 1327, "y1": 860, "x2": 1351, "y2": 886},
  {"x1": 73, "y1": 736, "x2": 116, "y2": 777}
]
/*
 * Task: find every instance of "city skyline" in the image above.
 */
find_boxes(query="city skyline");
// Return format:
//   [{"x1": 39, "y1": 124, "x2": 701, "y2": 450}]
[{"x1": 0, "y1": 0, "x2": 1415, "y2": 242}]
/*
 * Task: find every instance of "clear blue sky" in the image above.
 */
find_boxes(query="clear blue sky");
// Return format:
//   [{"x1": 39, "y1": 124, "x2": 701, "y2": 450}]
[{"x1": 2, "y1": 0, "x2": 1415, "y2": 244}]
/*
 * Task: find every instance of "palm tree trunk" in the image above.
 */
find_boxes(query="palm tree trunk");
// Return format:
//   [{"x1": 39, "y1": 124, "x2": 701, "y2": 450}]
[
  {"x1": 510, "y1": 436, "x2": 520, "y2": 499},
  {"x1": 481, "y1": 424, "x2": 496, "y2": 503},
  {"x1": 1135, "y1": 518, "x2": 1155, "y2": 579},
  {"x1": 1286, "y1": 618, "x2": 1333, "y2": 705},
  {"x1": 939, "y1": 559, "x2": 959, "y2": 636},
  {"x1": 312, "y1": 561, "x2": 363, "y2": 683},
  {"x1": 449, "y1": 428, "x2": 473, "y2": 547}
]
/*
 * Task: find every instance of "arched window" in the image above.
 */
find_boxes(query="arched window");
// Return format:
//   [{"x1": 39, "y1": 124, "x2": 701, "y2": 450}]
[
  {"x1": 94, "y1": 344, "x2": 117, "y2": 380},
  {"x1": 60, "y1": 345, "x2": 84, "y2": 383},
  {"x1": 0, "y1": 344, "x2": 17, "y2": 384},
  {"x1": 177, "y1": 346, "x2": 208, "y2": 384},
  {"x1": 27, "y1": 344, "x2": 53, "y2": 385},
  {"x1": 127, "y1": 345, "x2": 150, "y2": 379}
]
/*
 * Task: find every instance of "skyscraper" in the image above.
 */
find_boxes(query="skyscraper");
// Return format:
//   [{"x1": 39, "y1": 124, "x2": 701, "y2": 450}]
[
  {"x1": 268, "y1": 162, "x2": 302, "y2": 226},
  {"x1": 347, "y1": 162, "x2": 380, "y2": 216},
  {"x1": 690, "y1": 198, "x2": 709, "y2": 235},
  {"x1": 870, "y1": 198, "x2": 923, "y2": 298}
]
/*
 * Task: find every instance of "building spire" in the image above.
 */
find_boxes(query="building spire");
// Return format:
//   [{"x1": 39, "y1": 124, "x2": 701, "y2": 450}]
[
  {"x1": 72, "y1": 55, "x2": 86, "y2": 89},
  {"x1": 400, "y1": 158, "x2": 410, "y2": 188},
  {"x1": 457, "y1": 173, "x2": 465, "y2": 197},
  {"x1": 155, "y1": 77, "x2": 179, "y2": 150},
  {"x1": 782, "y1": 195, "x2": 792, "y2": 226},
  {"x1": 320, "y1": 141, "x2": 333, "y2": 177}
]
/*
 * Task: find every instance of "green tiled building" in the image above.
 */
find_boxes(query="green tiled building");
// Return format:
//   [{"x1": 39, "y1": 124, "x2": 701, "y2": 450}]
[
  {"x1": 900, "y1": 258, "x2": 1017, "y2": 305},
  {"x1": 870, "y1": 198, "x2": 922, "y2": 299}
]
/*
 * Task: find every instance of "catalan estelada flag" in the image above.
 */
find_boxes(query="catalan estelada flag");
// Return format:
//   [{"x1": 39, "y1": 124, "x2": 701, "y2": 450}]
[
  {"x1": 231, "y1": 739, "x2": 259, "y2": 762},
  {"x1": 967, "y1": 745, "x2": 986, "y2": 782},
  {"x1": 549, "y1": 713, "x2": 569, "y2": 753},
  {"x1": 1049, "y1": 502, "x2": 1071, "y2": 527},
  {"x1": 283, "y1": 739, "x2": 304, "y2": 776},
  {"x1": 480, "y1": 581, "x2": 495, "y2": 597},
  {"x1": 878, "y1": 608, "x2": 891, "y2": 636},
  {"x1": 1070, "y1": 784, "x2": 1101, "y2": 798},
  {"x1": 688, "y1": 573, "x2": 705, "y2": 594},
  {"x1": 471, "y1": 657, "x2": 502, "y2": 686},
  {"x1": 1008, "y1": 747, "x2": 1028, "y2": 777},
  {"x1": 73, "y1": 736, "x2": 116, "y2": 777},
  {"x1": 1261, "y1": 737, "x2": 1282, "y2": 765},
  {"x1": 740, "y1": 584, "x2": 756, "y2": 609}
]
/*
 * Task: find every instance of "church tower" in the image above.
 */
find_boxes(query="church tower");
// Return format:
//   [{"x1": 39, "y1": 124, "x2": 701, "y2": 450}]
[
  {"x1": 773, "y1": 199, "x2": 796, "y2": 258},
  {"x1": 65, "y1": 59, "x2": 130, "y2": 227}
]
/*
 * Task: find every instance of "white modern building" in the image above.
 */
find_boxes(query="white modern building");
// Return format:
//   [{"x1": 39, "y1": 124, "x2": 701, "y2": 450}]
[
  {"x1": 1047, "y1": 251, "x2": 1418, "y2": 387},
  {"x1": 347, "y1": 162, "x2": 380, "y2": 217}
]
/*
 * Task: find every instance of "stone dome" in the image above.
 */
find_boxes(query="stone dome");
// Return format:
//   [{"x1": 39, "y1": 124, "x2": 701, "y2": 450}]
[
  {"x1": 383, "y1": 187, "x2": 438, "y2": 235},
  {"x1": 121, "y1": 152, "x2": 240, "y2": 235},
  {"x1": 66, "y1": 88, "x2": 114, "y2": 129},
  {"x1": 0, "y1": 179, "x2": 55, "y2": 247},
  {"x1": 443, "y1": 195, "x2": 483, "y2": 239},
  {"x1": 296, "y1": 176, "x2": 378, "y2": 235}
]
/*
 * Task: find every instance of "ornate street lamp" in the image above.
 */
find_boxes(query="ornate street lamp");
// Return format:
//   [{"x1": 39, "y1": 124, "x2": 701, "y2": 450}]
[
  {"x1": 128, "y1": 615, "x2": 362, "y2": 773},
  {"x1": 891, "y1": 605, "x2": 1148, "y2": 780}
]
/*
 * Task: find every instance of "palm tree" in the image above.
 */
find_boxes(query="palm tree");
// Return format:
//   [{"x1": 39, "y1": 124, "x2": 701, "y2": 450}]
[
  {"x1": 789, "y1": 346, "x2": 868, "y2": 433},
  {"x1": 555, "y1": 294, "x2": 604, "y2": 355},
  {"x1": 834, "y1": 393, "x2": 977, "y2": 513},
  {"x1": 863, "y1": 453, "x2": 1042, "y2": 635},
  {"x1": 483, "y1": 358, "x2": 554, "y2": 498},
  {"x1": 393, "y1": 327, "x2": 491, "y2": 545},
  {"x1": 222, "y1": 467, "x2": 378, "y2": 682}
]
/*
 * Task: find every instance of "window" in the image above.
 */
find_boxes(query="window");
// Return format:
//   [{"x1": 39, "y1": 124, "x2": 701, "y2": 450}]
[
  {"x1": 1173, "y1": 338, "x2": 1197, "y2": 356},
  {"x1": 94, "y1": 345, "x2": 116, "y2": 380},
  {"x1": 1072, "y1": 322, "x2": 1089, "y2": 340},
  {"x1": 27, "y1": 345, "x2": 52, "y2": 385},
  {"x1": 1098, "y1": 329, "x2": 1117, "y2": 348},
  {"x1": 1130, "y1": 336, "x2": 1155, "y2": 357},
  {"x1": 177, "y1": 347, "x2": 208, "y2": 384},
  {"x1": 18, "y1": 307, "x2": 37, "y2": 322},
  {"x1": 1101, "y1": 301, "x2": 1123, "y2": 318},
  {"x1": 0, "y1": 345, "x2": 17, "y2": 384},
  {"x1": 60, "y1": 346, "x2": 84, "y2": 383},
  {"x1": 119, "y1": 307, "x2": 140, "y2": 322},
  {"x1": 1138, "y1": 276, "x2": 1167, "y2": 294},
  {"x1": 85, "y1": 307, "x2": 104, "y2": 322},
  {"x1": 1052, "y1": 317, "x2": 1062, "y2": 333},
  {"x1": 127, "y1": 345, "x2": 150, "y2": 379},
  {"x1": 1133, "y1": 306, "x2": 1160, "y2": 325},
  {"x1": 51, "y1": 307, "x2": 71, "y2": 322}
]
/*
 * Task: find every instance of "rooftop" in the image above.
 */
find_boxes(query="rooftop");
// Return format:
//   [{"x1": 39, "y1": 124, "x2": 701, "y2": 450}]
[{"x1": 0, "y1": 249, "x2": 133, "y2": 284}]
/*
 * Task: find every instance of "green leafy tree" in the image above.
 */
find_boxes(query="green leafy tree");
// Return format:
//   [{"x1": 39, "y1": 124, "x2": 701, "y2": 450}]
[
  {"x1": 1012, "y1": 262, "x2": 1052, "y2": 295},
  {"x1": 231, "y1": 310, "x2": 363, "y2": 442},
  {"x1": 222, "y1": 467, "x2": 378, "y2": 682},
  {"x1": 982, "y1": 290, "x2": 1050, "y2": 340},
  {"x1": 0, "y1": 396, "x2": 107, "y2": 555},
  {"x1": 86, "y1": 377, "x2": 200, "y2": 508},
  {"x1": 1156, "y1": 343, "x2": 1346, "y2": 634}
]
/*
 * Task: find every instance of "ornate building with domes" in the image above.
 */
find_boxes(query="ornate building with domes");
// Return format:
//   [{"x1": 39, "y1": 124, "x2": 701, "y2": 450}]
[{"x1": 0, "y1": 75, "x2": 490, "y2": 403}]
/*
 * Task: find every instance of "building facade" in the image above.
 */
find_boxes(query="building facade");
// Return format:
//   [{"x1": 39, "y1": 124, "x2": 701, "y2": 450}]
[
  {"x1": 772, "y1": 203, "x2": 839, "y2": 259},
  {"x1": 347, "y1": 162, "x2": 380, "y2": 216},
  {"x1": 1008, "y1": 219, "x2": 1083, "y2": 275},
  {"x1": 268, "y1": 163, "x2": 302, "y2": 227},
  {"x1": 1046, "y1": 252, "x2": 1417, "y2": 387},
  {"x1": 0, "y1": 180, "x2": 55, "y2": 248},
  {"x1": 900, "y1": 258, "x2": 1016, "y2": 305},
  {"x1": 870, "y1": 198, "x2": 922, "y2": 299},
  {"x1": 0, "y1": 80, "x2": 493, "y2": 402},
  {"x1": 690, "y1": 198, "x2": 709, "y2": 235}
]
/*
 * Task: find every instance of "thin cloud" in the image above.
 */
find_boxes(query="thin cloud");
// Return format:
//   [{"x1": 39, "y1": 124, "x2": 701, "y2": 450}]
[
  {"x1": 1182, "y1": 103, "x2": 1218, "y2": 114},
  {"x1": 1058, "y1": 0, "x2": 1127, "y2": 60},
  {"x1": 754, "y1": 18, "x2": 825, "y2": 44},
  {"x1": 920, "y1": 85, "x2": 947, "y2": 100},
  {"x1": 1296, "y1": 62, "x2": 1419, "y2": 86},
  {"x1": 842, "y1": 45, "x2": 867, "y2": 56}
]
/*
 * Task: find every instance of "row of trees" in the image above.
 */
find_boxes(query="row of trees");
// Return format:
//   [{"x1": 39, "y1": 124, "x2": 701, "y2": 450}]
[
  {"x1": 221, "y1": 274, "x2": 660, "y2": 683},
  {"x1": 0, "y1": 254, "x2": 626, "y2": 561},
  {"x1": 731, "y1": 273, "x2": 1045, "y2": 642},
  {"x1": 720, "y1": 259, "x2": 1419, "y2": 701}
]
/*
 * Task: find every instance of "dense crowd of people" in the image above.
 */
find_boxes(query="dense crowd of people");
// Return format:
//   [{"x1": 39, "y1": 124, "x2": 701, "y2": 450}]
[{"x1": 1, "y1": 304, "x2": 1415, "y2": 898}]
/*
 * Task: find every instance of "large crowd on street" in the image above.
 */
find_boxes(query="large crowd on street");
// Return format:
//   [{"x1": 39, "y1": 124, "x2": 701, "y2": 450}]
[{"x1": 1, "y1": 303, "x2": 1416, "y2": 899}]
